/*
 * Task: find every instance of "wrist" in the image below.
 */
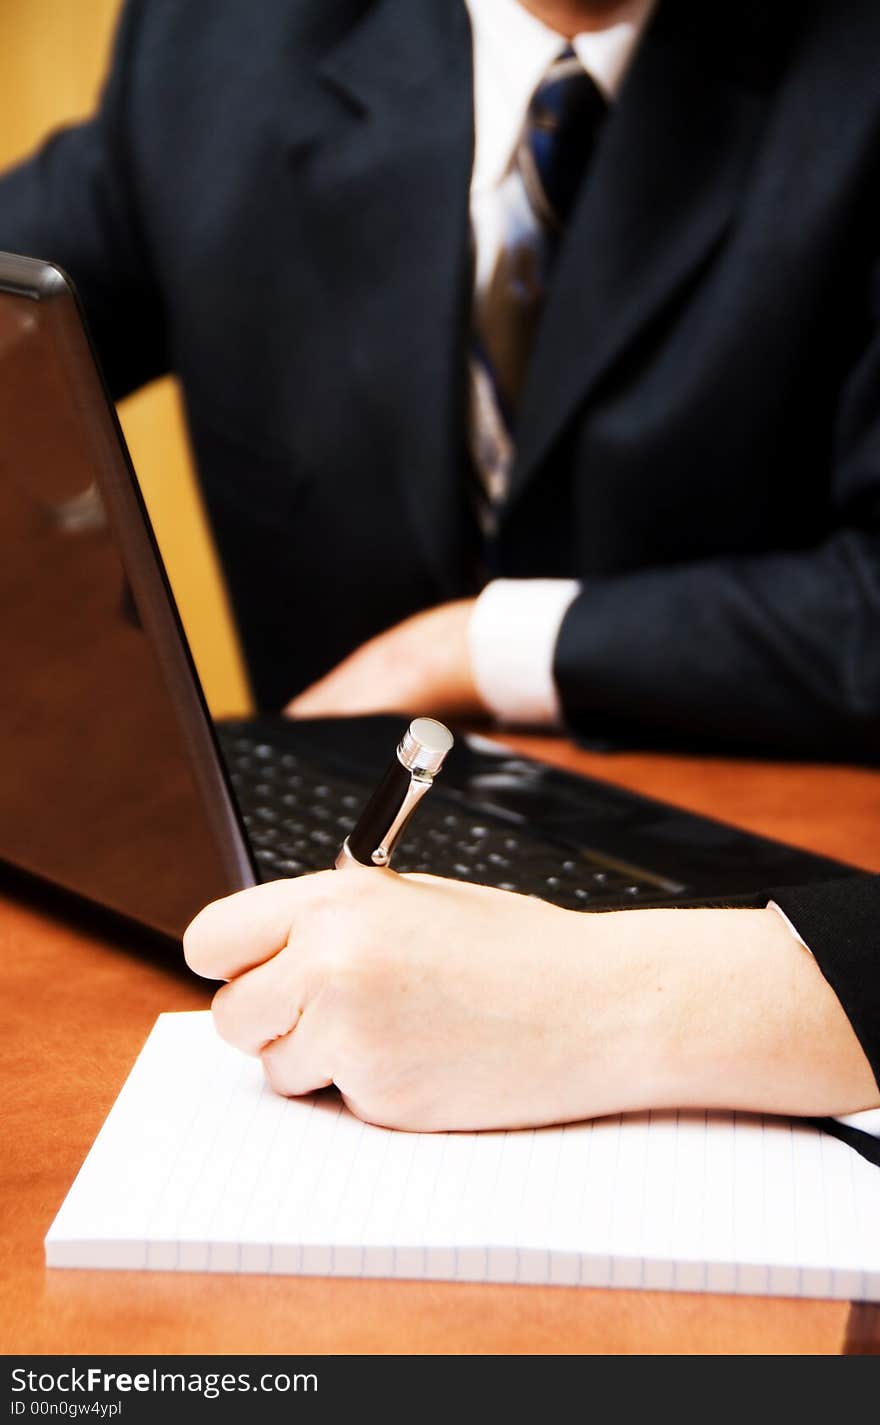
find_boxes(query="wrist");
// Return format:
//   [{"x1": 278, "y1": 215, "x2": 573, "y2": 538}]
[
  {"x1": 581, "y1": 906, "x2": 879, "y2": 1120},
  {"x1": 543, "y1": 906, "x2": 675, "y2": 1123},
  {"x1": 418, "y1": 599, "x2": 484, "y2": 714},
  {"x1": 596, "y1": 906, "x2": 810, "y2": 1114},
  {"x1": 554, "y1": 906, "x2": 807, "y2": 1122},
  {"x1": 468, "y1": 579, "x2": 580, "y2": 725}
]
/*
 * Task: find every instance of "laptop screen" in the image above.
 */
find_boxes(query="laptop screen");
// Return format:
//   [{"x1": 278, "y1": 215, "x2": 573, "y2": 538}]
[{"x1": 0, "y1": 263, "x2": 247, "y2": 938}]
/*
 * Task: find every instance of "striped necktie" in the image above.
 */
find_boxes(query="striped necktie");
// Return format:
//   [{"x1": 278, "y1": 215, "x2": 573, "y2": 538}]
[{"x1": 470, "y1": 47, "x2": 607, "y2": 536}]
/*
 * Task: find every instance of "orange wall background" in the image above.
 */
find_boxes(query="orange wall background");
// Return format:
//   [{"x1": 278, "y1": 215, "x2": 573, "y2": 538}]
[{"x1": 0, "y1": 0, "x2": 252, "y2": 717}]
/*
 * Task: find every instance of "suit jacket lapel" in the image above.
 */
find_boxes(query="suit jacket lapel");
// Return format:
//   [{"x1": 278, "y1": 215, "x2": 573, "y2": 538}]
[
  {"x1": 280, "y1": 0, "x2": 476, "y2": 597},
  {"x1": 509, "y1": 0, "x2": 786, "y2": 503}
]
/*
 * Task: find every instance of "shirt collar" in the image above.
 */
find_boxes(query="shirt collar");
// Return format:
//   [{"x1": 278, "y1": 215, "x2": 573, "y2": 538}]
[{"x1": 465, "y1": 0, "x2": 656, "y2": 193}]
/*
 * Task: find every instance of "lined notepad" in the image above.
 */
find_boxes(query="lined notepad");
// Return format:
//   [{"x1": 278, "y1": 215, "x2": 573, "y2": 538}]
[{"x1": 45, "y1": 1012, "x2": 880, "y2": 1298}]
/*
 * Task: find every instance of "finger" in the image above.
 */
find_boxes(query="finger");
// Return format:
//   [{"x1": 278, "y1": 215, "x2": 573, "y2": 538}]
[
  {"x1": 211, "y1": 948, "x2": 305, "y2": 1056},
  {"x1": 183, "y1": 871, "x2": 336, "y2": 982},
  {"x1": 285, "y1": 673, "x2": 339, "y2": 719},
  {"x1": 286, "y1": 634, "x2": 414, "y2": 719},
  {"x1": 285, "y1": 649, "x2": 370, "y2": 718},
  {"x1": 289, "y1": 677, "x2": 405, "y2": 719},
  {"x1": 260, "y1": 1005, "x2": 334, "y2": 1099}
]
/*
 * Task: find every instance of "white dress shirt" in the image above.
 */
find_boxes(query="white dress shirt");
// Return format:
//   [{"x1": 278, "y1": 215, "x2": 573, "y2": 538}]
[
  {"x1": 462, "y1": 0, "x2": 880, "y2": 1140},
  {"x1": 464, "y1": 0, "x2": 656, "y2": 724}
]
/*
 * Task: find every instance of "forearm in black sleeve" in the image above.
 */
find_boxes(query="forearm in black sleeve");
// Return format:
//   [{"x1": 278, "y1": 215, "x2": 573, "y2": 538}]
[
  {"x1": 554, "y1": 528, "x2": 880, "y2": 759},
  {"x1": 0, "y1": 0, "x2": 166, "y2": 398},
  {"x1": 769, "y1": 874, "x2": 880, "y2": 1166},
  {"x1": 555, "y1": 234, "x2": 880, "y2": 760},
  {"x1": 770, "y1": 875, "x2": 880, "y2": 1095}
]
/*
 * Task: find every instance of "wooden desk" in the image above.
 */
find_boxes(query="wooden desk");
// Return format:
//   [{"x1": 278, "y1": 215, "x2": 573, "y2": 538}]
[{"x1": 2, "y1": 744, "x2": 878, "y2": 1355}]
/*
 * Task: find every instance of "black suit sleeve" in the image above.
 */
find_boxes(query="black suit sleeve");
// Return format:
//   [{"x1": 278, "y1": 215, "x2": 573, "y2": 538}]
[
  {"x1": 770, "y1": 875, "x2": 880, "y2": 1094},
  {"x1": 553, "y1": 256, "x2": 880, "y2": 761},
  {"x1": 770, "y1": 874, "x2": 880, "y2": 1167},
  {"x1": 0, "y1": 0, "x2": 166, "y2": 399},
  {"x1": 555, "y1": 528, "x2": 880, "y2": 760}
]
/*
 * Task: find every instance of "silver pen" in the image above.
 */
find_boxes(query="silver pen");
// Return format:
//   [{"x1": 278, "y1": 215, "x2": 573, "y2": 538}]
[{"x1": 335, "y1": 717, "x2": 455, "y2": 869}]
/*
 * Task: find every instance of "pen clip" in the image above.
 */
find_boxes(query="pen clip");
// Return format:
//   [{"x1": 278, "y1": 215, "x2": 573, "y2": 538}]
[{"x1": 369, "y1": 773, "x2": 433, "y2": 865}]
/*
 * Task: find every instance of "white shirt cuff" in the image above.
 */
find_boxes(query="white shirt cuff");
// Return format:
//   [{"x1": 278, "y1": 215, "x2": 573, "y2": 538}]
[
  {"x1": 468, "y1": 578, "x2": 580, "y2": 726},
  {"x1": 767, "y1": 901, "x2": 880, "y2": 1139}
]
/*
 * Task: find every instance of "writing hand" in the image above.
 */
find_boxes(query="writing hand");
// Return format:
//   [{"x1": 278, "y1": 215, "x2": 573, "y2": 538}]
[{"x1": 184, "y1": 868, "x2": 879, "y2": 1131}]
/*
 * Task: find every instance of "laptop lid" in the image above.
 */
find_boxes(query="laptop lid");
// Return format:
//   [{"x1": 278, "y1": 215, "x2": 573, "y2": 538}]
[{"x1": 0, "y1": 253, "x2": 253, "y2": 938}]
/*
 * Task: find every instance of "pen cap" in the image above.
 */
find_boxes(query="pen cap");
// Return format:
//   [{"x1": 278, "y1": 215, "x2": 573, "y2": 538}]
[
  {"x1": 397, "y1": 717, "x2": 455, "y2": 778},
  {"x1": 343, "y1": 718, "x2": 454, "y2": 867}
]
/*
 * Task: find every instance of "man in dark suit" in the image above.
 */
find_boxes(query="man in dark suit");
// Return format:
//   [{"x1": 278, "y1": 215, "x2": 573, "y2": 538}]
[
  {"x1": 0, "y1": 0, "x2": 878, "y2": 759},
  {"x1": 3, "y1": 0, "x2": 879, "y2": 1154}
]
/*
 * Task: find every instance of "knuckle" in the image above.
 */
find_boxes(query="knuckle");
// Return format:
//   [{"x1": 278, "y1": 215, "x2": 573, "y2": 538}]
[
  {"x1": 317, "y1": 930, "x2": 362, "y2": 983},
  {"x1": 295, "y1": 869, "x2": 347, "y2": 921},
  {"x1": 260, "y1": 1036, "x2": 299, "y2": 1098},
  {"x1": 335, "y1": 1027, "x2": 392, "y2": 1102},
  {"x1": 308, "y1": 910, "x2": 369, "y2": 984},
  {"x1": 210, "y1": 982, "x2": 237, "y2": 1045},
  {"x1": 261, "y1": 1056, "x2": 288, "y2": 1098}
]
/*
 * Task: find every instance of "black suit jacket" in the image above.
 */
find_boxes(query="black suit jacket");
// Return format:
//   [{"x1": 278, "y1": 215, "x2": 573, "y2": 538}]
[
  {"x1": 0, "y1": 0, "x2": 878, "y2": 758},
  {"x1": 1, "y1": 0, "x2": 878, "y2": 1140}
]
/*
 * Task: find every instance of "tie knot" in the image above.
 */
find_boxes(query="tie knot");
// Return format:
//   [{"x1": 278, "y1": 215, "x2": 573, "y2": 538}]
[{"x1": 520, "y1": 46, "x2": 607, "y2": 231}]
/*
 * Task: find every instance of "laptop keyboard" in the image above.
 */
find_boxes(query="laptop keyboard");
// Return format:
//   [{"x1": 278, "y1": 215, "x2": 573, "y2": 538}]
[{"x1": 220, "y1": 730, "x2": 677, "y2": 912}]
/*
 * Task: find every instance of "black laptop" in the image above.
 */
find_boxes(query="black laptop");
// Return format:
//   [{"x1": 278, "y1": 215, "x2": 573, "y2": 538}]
[{"x1": 0, "y1": 252, "x2": 859, "y2": 941}]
